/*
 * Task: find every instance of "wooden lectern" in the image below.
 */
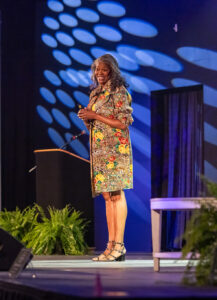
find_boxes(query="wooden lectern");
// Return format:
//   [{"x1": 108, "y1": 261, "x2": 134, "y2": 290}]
[{"x1": 34, "y1": 149, "x2": 94, "y2": 246}]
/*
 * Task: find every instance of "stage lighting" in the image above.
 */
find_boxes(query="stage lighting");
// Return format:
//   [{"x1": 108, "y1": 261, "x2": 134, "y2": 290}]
[
  {"x1": 72, "y1": 28, "x2": 96, "y2": 45},
  {"x1": 177, "y1": 46, "x2": 217, "y2": 71},
  {"x1": 44, "y1": 70, "x2": 62, "y2": 86},
  {"x1": 94, "y1": 24, "x2": 122, "y2": 42},
  {"x1": 52, "y1": 50, "x2": 72, "y2": 66},
  {"x1": 42, "y1": 34, "x2": 58, "y2": 48},
  {"x1": 51, "y1": 108, "x2": 71, "y2": 129},
  {"x1": 40, "y1": 87, "x2": 56, "y2": 104},
  {"x1": 48, "y1": 127, "x2": 65, "y2": 147},
  {"x1": 44, "y1": 16, "x2": 60, "y2": 30},
  {"x1": 37, "y1": 105, "x2": 53, "y2": 124},
  {"x1": 58, "y1": 13, "x2": 78, "y2": 27},
  {"x1": 75, "y1": 8, "x2": 99, "y2": 22},
  {"x1": 56, "y1": 89, "x2": 76, "y2": 108},
  {"x1": 119, "y1": 18, "x2": 158, "y2": 38},
  {"x1": 55, "y1": 32, "x2": 75, "y2": 46},
  {"x1": 97, "y1": 1, "x2": 126, "y2": 17}
]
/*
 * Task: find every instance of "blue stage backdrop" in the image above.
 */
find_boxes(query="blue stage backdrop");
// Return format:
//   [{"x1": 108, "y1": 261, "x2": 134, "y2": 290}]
[{"x1": 35, "y1": 0, "x2": 217, "y2": 251}]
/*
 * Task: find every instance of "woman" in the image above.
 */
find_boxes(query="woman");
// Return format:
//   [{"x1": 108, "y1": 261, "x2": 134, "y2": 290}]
[{"x1": 78, "y1": 54, "x2": 133, "y2": 261}]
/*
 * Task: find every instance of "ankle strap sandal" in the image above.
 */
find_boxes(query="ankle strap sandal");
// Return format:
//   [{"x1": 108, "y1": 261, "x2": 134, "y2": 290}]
[
  {"x1": 106, "y1": 242, "x2": 126, "y2": 262},
  {"x1": 92, "y1": 240, "x2": 115, "y2": 261}
]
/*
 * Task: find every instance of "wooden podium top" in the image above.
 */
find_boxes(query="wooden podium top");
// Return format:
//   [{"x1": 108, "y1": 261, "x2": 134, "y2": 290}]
[{"x1": 34, "y1": 149, "x2": 90, "y2": 163}]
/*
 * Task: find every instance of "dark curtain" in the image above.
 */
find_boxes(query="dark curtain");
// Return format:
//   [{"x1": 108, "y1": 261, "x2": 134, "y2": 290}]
[
  {"x1": 151, "y1": 85, "x2": 204, "y2": 250},
  {"x1": 1, "y1": 0, "x2": 36, "y2": 210}
]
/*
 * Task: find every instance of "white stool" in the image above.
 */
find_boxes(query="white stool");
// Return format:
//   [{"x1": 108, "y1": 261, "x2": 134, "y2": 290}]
[{"x1": 150, "y1": 197, "x2": 216, "y2": 272}]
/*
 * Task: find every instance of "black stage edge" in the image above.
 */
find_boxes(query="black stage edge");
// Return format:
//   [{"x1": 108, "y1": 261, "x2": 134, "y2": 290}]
[
  {"x1": 0, "y1": 278, "x2": 217, "y2": 300},
  {"x1": 0, "y1": 280, "x2": 82, "y2": 300}
]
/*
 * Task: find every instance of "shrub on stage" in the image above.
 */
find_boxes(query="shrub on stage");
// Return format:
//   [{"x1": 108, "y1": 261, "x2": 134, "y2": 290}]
[
  {"x1": 0, "y1": 204, "x2": 89, "y2": 255},
  {"x1": 182, "y1": 180, "x2": 217, "y2": 286},
  {"x1": 0, "y1": 205, "x2": 38, "y2": 244}
]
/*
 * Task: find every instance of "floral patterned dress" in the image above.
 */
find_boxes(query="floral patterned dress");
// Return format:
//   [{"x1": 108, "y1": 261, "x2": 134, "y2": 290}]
[{"x1": 87, "y1": 81, "x2": 133, "y2": 197}]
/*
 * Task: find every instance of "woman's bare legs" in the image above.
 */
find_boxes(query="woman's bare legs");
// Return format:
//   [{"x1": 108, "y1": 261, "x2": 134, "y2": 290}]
[
  {"x1": 92, "y1": 190, "x2": 128, "y2": 261},
  {"x1": 92, "y1": 192, "x2": 115, "y2": 260},
  {"x1": 104, "y1": 192, "x2": 116, "y2": 244},
  {"x1": 111, "y1": 190, "x2": 127, "y2": 243},
  {"x1": 107, "y1": 190, "x2": 128, "y2": 260}
]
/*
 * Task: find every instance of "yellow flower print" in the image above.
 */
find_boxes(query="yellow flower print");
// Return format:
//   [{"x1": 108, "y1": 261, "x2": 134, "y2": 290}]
[
  {"x1": 125, "y1": 145, "x2": 130, "y2": 154},
  {"x1": 130, "y1": 164, "x2": 133, "y2": 171},
  {"x1": 92, "y1": 104, "x2": 96, "y2": 111},
  {"x1": 116, "y1": 129, "x2": 122, "y2": 133},
  {"x1": 118, "y1": 144, "x2": 126, "y2": 154},
  {"x1": 104, "y1": 90, "x2": 110, "y2": 96},
  {"x1": 95, "y1": 132, "x2": 104, "y2": 140},
  {"x1": 95, "y1": 173, "x2": 105, "y2": 182},
  {"x1": 107, "y1": 162, "x2": 114, "y2": 169}
]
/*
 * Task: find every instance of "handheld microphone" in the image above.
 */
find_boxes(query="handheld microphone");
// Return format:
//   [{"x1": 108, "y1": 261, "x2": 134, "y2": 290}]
[{"x1": 28, "y1": 130, "x2": 86, "y2": 173}]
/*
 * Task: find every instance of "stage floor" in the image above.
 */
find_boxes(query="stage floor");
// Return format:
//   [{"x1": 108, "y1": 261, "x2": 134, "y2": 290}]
[{"x1": 0, "y1": 253, "x2": 217, "y2": 299}]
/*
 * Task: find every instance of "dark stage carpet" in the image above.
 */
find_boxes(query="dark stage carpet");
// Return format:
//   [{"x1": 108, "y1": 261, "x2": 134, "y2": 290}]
[{"x1": 0, "y1": 253, "x2": 217, "y2": 299}]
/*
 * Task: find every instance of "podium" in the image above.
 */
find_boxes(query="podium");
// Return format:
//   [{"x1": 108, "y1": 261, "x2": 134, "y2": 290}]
[{"x1": 34, "y1": 149, "x2": 94, "y2": 246}]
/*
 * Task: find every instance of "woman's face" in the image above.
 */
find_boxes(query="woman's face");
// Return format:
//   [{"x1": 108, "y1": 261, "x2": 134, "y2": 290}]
[{"x1": 95, "y1": 61, "x2": 110, "y2": 86}]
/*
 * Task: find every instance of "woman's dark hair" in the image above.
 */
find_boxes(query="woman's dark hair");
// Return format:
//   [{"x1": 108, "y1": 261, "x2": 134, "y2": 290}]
[{"x1": 91, "y1": 54, "x2": 128, "y2": 91}]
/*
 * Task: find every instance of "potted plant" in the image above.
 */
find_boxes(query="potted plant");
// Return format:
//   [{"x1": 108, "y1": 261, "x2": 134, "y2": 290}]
[{"x1": 182, "y1": 180, "x2": 217, "y2": 286}]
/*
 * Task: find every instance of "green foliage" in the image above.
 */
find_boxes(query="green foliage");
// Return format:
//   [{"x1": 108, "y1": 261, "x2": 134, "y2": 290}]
[
  {"x1": 0, "y1": 205, "x2": 38, "y2": 243},
  {"x1": 182, "y1": 180, "x2": 217, "y2": 286},
  {"x1": 0, "y1": 204, "x2": 89, "y2": 255}
]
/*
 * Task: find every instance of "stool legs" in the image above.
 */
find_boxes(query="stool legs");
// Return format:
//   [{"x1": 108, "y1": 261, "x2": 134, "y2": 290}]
[{"x1": 151, "y1": 209, "x2": 162, "y2": 272}]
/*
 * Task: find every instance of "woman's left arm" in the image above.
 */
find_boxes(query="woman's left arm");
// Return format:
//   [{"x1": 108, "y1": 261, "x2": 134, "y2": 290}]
[
  {"x1": 78, "y1": 87, "x2": 133, "y2": 130},
  {"x1": 78, "y1": 109, "x2": 126, "y2": 130}
]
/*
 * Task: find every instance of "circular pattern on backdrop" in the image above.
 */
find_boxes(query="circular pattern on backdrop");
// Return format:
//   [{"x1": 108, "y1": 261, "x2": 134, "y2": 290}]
[
  {"x1": 65, "y1": 132, "x2": 89, "y2": 159},
  {"x1": 55, "y1": 32, "x2": 75, "y2": 46},
  {"x1": 52, "y1": 108, "x2": 71, "y2": 129},
  {"x1": 47, "y1": 0, "x2": 64, "y2": 12},
  {"x1": 63, "y1": 0, "x2": 81, "y2": 7},
  {"x1": 48, "y1": 127, "x2": 65, "y2": 147},
  {"x1": 69, "y1": 111, "x2": 87, "y2": 131},
  {"x1": 94, "y1": 25, "x2": 122, "y2": 42},
  {"x1": 56, "y1": 89, "x2": 75, "y2": 108},
  {"x1": 69, "y1": 49, "x2": 93, "y2": 65},
  {"x1": 44, "y1": 70, "x2": 62, "y2": 86},
  {"x1": 97, "y1": 1, "x2": 126, "y2": 17},
  {"x1": 90, "y1": 47, "x2": 139, "y2": 71},
  {"x1": 58, "y1": 13, "x2": 78, "y2": 27},
  {"x1": 119, "y1": 18, "x2": 158, "y2": 38},
  {"x1": 59, "y1": 70, "x2": 78, "y2": 87},
  {"x1": 41, "y1": 34, "x2": 58, "y2": 48},
  {"x1": 66, "y1": 69, "x2": 80, "y2": 85},
  {"x1": 135, "y1": 49, "x2": 183, "y2": 72},
  {"x1": 72, "y1": 28, "x2": 96, "y2": 45},
  {"x1": 177, "y1": 47, "x2": 217, "y2": 71},
  {"x1": 40, "y1": 87, "x2": 56, "y2": 104},
  {"x1": 37, "y1": 105, "x2": 53, "y2": 124},
  {"x1": 75, "y1": 8, "x2": 100, "y2": 22},
  {"x1": 43, "y1": 16, "x2": 60, "y2": 30},
  {"x1": 73, "y1": 91, "x2": 89, "y2": 107},
  {"x1": 52, "y1": 50, "x2": 72, "y2": 66}
]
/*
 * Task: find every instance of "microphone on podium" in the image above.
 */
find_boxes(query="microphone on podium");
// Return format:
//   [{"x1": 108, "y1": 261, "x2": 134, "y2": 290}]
[
  {"x1": 28, "y1": 130, "x2": 86, "y2": 173},
  {"x1": 60, "y1": 130, "x2": 86, "y2": 149}
]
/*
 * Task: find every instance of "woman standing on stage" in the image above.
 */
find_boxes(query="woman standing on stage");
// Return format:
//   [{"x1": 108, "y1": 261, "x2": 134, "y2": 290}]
[{"x1": 78, "y1": 54, "x2": 133, "y2": 261}]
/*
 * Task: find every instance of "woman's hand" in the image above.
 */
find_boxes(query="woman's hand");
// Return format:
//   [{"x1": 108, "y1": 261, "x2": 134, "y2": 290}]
[
  {"x1": 78, "y1": 108, "x2": 126, "y2": 130},
  {"x1": 78, "y1": 108, "x2": 97, "y2": 121}
]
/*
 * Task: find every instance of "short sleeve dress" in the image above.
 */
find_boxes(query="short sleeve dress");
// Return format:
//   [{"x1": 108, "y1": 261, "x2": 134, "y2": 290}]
[{"x1": 88, "y1": 81, "x2": 134, "y2": 197}]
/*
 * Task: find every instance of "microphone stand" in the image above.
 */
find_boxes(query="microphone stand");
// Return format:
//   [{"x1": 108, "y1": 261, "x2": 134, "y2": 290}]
[{"x1": 28, "y1": 130, "x2": 86, "y2": 173}]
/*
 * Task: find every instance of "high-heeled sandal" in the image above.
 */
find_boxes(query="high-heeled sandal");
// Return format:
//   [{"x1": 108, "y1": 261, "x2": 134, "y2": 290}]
[
  {"x1": 92, "y1": 240, "x2": 114, "y2": 261},
  {"x1": 106, "y1": 242, "x2": 126, "y2": 262}
]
